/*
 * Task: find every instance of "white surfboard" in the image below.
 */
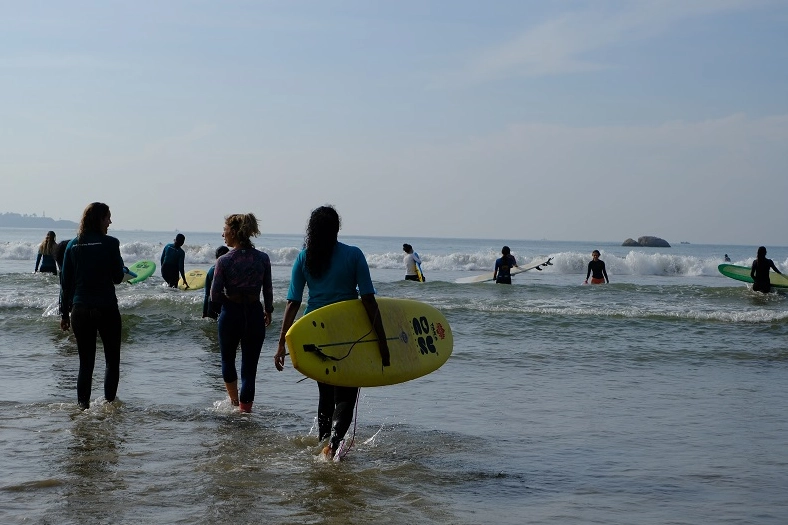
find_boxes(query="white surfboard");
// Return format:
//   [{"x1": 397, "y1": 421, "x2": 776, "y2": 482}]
[{"x1": 456, "y1": 257, "x2": 553, "y2": 284}]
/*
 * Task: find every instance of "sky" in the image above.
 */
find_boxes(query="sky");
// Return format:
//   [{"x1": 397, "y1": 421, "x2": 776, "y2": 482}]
[{"x1": 2, "y1": 0, "x2": 787, "y2": 245}]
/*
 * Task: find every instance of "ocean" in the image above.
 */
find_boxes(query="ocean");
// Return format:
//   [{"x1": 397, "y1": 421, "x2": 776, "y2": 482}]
[{"x1": 1, "y1": 227, "x2": 787, "y2": 525}]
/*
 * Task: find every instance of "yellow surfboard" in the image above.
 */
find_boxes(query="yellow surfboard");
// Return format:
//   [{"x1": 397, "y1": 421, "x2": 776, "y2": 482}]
[
  {"x1": 286, "y1": 297, "x2": 453, "y2": 387},
  {"x1": 178, "y1": 269, "x2": 207, "y2": 290}
]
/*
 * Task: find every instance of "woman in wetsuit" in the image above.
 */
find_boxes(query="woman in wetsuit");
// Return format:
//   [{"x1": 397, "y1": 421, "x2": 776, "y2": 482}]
[
  {"x1": 34, "y1": 231, "x2": 59, "y2": 275},
  {"x1": 274, "y1": 205, "x2": 390, "y2": 460},
  {"x1": 209, "y1": 214, "x2": 274, "y2": 413},
  {"x1": 493, "y1": 246, "x2": 518, "y2": 284},
  {"x1": 59, "y1": 203, "x2": 126, "y2": 409},
  {"x1": 584, "y1": 250, "x2": 609, "y2": 284},
  {"x1": 750, "y1": 246, "x2": 782, "y2": 293}
]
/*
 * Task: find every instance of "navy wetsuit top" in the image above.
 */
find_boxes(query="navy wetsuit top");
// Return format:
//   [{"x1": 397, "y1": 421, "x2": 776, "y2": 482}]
[
  {"x1": 59, "y1": 232, "x2": 125, "y2": 315},
  {"x1": 160, "y1": 243, "x2": 186, "y2": 275}
]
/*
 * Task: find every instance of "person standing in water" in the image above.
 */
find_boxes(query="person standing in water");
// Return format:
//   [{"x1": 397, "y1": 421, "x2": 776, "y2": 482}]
[
  {"x1": 403, "y1": 243, "x2": 425, "y2": 282},
  {"x1": 59, "y1": 203, "x2": 126, "y2": 409},
  {"x1": 203, "y1": 245, "x2": 230, "y2": 319},
  {"x1": 584, "y1": 250, "x2": 610, "y2": 284},
  {"x1": 274, "y1": 205, "x2": 389, "y2": 460},
  {"x1": 34, "y1": 231, "x2": 59, "y2": 275},
  {"x1": 210, "y1": 214, "x2": 273, "y2": 413},
  {"x1": 493, "y1": 246, "x2": 518, "y2": 284},
  {"x1": 750, "y1": 246, "x2": 782, "y2": 293},
  {"x1": 161, "y1": 233, "x2": 188, "y2": 288}
]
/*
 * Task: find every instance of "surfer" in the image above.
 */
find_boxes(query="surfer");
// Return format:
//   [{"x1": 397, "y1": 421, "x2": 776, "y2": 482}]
[
  {"x1": 724, "y1": 254, "x2": 731, "y2": 262},
  {"x1": 750, "y1": 246, "x2": 782, "y2": 294},
  {"x1": 59, "y1": 203, "x2": 126, "y2": 410},
  {"x1": 160, "y1": 233, "x2": 188, "y2": 288},
  {"x1": 203, "y1": 245, "x2": 230, "y2": 319},
  {"x1": 274, "y1": 205, "x2": 390, "y2": 460},
  {"x1": 403, "y1": 243, "x2": 425, "y2": 282},
  {"x1": 210, "y1": 214, "x2": 274, "y2": 413},
  {"x1": 584, "y1": 250, "x2": 609, "y2": 284},
  {"x1": 54, "y1": 239, "x2": 70, "y2": 275},
  {"x1": 493, "y1": 246, "x2": 518, "y2": 284},
  {"x1": 34, "y1": 231, "x2": 58, "y2": 275}
]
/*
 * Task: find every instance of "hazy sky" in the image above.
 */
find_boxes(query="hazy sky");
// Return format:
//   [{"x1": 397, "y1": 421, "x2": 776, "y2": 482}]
[{"x1": 2, "y1": 1, "x2": 787, "y2": 245}]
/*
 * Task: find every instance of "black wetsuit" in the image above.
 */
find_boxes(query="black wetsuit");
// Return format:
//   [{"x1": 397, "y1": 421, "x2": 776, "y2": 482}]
[
  {"x1": 59, "y1": 232, "x2": 125, "y2": 408},
  {"x1": 586, "y1": 259, "x2": 609, "y2": 283},
  {"x1": 751, "y1": 257, "x2": 779, "y2": 293},
  {"x1": 495, "y1": 255, "x2": 517, "y2": 284}
]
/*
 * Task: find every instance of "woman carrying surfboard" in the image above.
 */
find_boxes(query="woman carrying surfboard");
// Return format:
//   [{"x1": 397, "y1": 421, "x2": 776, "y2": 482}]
[
  {"x1": 750, "y1": 246, "x2": 783, "y2": 293},
  {"x1": 274, "y1": 205, "x2": 390, "y2": 460}
]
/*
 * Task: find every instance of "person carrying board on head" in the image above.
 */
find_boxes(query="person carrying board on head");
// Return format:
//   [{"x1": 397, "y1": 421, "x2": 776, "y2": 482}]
[
  {"x1": 584, "y1": 250, "x2": 609, "y2": 285},
  {"x1": 493, "y1": 246, "x2": 518, "y2": 284},
  {"x1": 403, "y1": 243, "x2": 425, "y2": 282},
  {"x1": 750, "y1": 246, "x2": 782, "y2": 294}
]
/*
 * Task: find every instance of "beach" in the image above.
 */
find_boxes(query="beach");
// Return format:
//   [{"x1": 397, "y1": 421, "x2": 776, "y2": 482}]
[{"x1": 2, "y1": 228, "x2": 787, "y2": 524}]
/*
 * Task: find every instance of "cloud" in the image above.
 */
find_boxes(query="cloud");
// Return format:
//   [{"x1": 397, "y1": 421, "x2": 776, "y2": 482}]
[{"x1": 443, "y1": 0, "x2": 767, "y2": 85}]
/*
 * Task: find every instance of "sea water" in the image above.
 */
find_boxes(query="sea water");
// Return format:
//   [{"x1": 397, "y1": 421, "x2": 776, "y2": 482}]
[{"x1": 1, "y1": 228, "x2": 787, "y2": 524}]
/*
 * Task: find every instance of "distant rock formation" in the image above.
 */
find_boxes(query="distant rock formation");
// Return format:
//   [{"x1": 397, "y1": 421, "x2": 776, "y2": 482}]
[
  {"x1": 621, "y1": 236, "x2": 671, "y2": 248},
  {"x1": 0, "y1": 212, "x2": 78, "y2": 229}
]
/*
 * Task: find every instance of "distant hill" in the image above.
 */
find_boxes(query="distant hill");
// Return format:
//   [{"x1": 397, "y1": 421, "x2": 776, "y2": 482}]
[{"x1": 0, "y1": 212, "x2": 78, "y2": 229}]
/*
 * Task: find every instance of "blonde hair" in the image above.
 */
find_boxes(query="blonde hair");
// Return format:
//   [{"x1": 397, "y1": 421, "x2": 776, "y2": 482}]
[
  {"x1": 38, "y1": 231, "x2": 57, "y2": 256},
  {"x1": 225, "y1": 213, "x2": 260, "y2": 249}
]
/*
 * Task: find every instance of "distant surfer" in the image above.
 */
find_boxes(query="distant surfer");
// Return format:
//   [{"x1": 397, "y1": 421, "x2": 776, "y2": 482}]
[
  {"x1": 275, "y1": 205, "x2": 390, "y2": 460},
  {"x1": 59, "y1": 203, "x2": 126, "y2": 410},
  {"x1": 210, "y1": 214, "x2": 274, "y2": 413},
  {"x1": 750, "y1": 246, "x2": 782, "y2": 293},
  {"x1": 203, "y1": 245, "x2": 230, "y2": 319},
  {"x1": 34, "y1": 231, "x2": 58, "y2": 275},
  {"x1": 160, "y1": 233, "x2": 188, "y2": 288},
  {"x1": 584, "y1": 250, "x2": 609, "y2": 285},
  {"x1": 403, "y1": 243, "x2": 425, "y2": 282},
  {"x1": 493, "y1": 246, "x2": 518, "y2": 284},
  {"x1": 724, "y1": 254, "x2": 731, "y2": 262}
]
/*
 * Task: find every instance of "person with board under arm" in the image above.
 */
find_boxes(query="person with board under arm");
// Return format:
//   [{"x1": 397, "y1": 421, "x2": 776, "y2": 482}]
[
  {"x1": 493, "y1": 246, "x2": 518, "y2": 284},
  {"x1": 210, "y1": 214, "x2": 273, "y2": 413},
  {"x1": 584, "y1": 250, "x2": 609, "y2": 284},
  {"x1": 750, "y1": 246, "x2": 782, "y2": 293},
  {"x1": 274, "y1": 205, "x2": 390, "y2": 460},
  {"x1": 59, "y1": 202, "x2": 126, "y2": 410},
  {"x1": 160, "y1": 233, "x2": 188, "y2": 288},
  {"x1": 403, "y1": 243, "x2": 425, "y2": 282}
]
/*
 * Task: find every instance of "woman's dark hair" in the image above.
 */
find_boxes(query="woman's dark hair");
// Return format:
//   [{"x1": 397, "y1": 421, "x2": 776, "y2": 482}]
[
  {"x1": 77, "y1": 202, "x2": 110, "y2": 240},
  {"x1": 304, "y1": 205, "x2": 340, "y2": 279},
  {"x1": 502, "y1": 246, "x2": 511, "y2": 256},
  {"x1": 215, "y1": 245, "x2": 230, "y2": 259},
  {"x1": 757, "y1": 246, "x2": 767, "y2": 259}
]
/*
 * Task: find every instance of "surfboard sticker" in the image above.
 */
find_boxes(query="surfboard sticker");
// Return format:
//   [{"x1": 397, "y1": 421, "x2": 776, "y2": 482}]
[
  {"x1": 286, "y1": 297, "x2": 453, "y2": 387},
  {"x1": 718, "y1": 264, "x2": 788, "y2": 289},
  {"x1": 179, "y1": 269, "x2": 207, "y2": 290},
  {"x1": 455, "y1": 257, "x2": 553, "y2": 284},
  {"x1": 127, "y1": 260, "x2": 156, "y2": 284}
]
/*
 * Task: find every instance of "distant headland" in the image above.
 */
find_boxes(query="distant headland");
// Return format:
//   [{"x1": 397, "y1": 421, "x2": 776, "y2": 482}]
[{"x1": 0, "y1": 212, "x2": 78, "y2": 229}]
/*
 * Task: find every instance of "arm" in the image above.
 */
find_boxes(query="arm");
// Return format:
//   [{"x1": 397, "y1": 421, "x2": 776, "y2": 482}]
[
  {"x1": 585, "y1": 261, "x2": 592, "y2": 283},
  {"x1": 35, "y1": 252, "x2": 42, "y2": 272},
  {"x1": 59, "y1": 245, "x2": 73, "y2": 331},
  {"x1": 179, "y1": 250, "x2": 188, "y2": 287},
  {"x1": 361, "y1": 293, "x2": 390, "y2": 367},
  {"x1": 602, "y1": 262, "x2": 609, "y2": 283},
  {"x1": 493, "y1": 260, "x2": 499, "y2": 281},
  {"x1": 275, "y1": 300, "x2": 302, "y2": 371},
  {"x1": 771, "y1": 261, "x2": 782, "y2": 275},
  {"x1": 751, "y1": 261, "x2": 757, "y2": 280},
  {"x1": 210, "y1": 259, "x2": 225, "y2": 307},
  {"x1": 262, "y1": 256, "x2": 274, "y2": 326},
  {"x1": 160, "y1": 246, "x2": 167, "y2": 266},
  {"x1": 111, "y1": 239, "x2": 125, "y2": 284}
]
